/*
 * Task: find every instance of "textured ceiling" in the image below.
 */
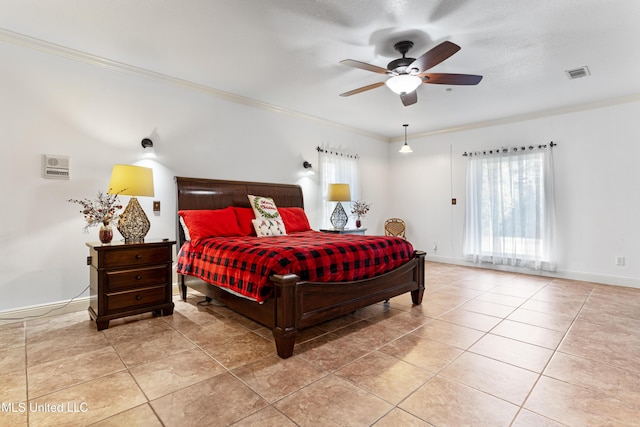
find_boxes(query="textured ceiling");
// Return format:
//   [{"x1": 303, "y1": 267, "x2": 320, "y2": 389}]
[{"x1": 2, "y1": 0, "x2": 640, "y2": 139}]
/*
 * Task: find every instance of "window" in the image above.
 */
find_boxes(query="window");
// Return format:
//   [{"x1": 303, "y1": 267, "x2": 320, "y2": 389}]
[
  {"x1": 318, "y1": 148, "x2": 360, "y2": 229},
  {"x1": 463, "y1": 148, "x2": 556, "y2": 271}
]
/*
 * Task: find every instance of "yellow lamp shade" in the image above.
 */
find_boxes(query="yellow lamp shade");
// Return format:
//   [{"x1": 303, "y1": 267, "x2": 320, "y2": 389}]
[
  {"x1": 108, "y1": 165, "x2": 154, "y2": 197},
  {"x1": 327, "y1": 183, "x2": 351, "y2": 202}
]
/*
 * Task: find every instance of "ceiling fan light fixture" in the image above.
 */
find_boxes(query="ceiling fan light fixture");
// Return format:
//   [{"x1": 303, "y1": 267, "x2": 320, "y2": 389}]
[{"x1": 385, "y1": 74, "x2": 422, "y2": 95}]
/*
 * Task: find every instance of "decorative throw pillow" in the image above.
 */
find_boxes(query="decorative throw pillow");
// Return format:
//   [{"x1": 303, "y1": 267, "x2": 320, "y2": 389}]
[
  {"x1": 178, "y1": 207, "x2": 243, "y2": 244},
  {"x1": 279, "y1": 207, "x2": 312, "y2": 233},
  {"x1": 248, "y1": 195, "x2": 281, "y2": 220},
  {"x1": 232, "y1": 207, "x2": 256, "y2": 236},
  {"x1": 252, "y1": 218, "x2": 287, "y2": 237}
]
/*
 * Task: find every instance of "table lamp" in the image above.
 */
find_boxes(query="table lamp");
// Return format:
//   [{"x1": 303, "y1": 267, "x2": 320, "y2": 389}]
[
  {"x1": 108, "y1": 164, "x2": 154, "y2": 243},
  {"x1": 327, "y1": 183, "x2": 351, "y2": 230}
]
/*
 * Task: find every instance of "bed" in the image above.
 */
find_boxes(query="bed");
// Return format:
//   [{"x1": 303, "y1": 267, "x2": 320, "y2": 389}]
[{"x1": 175, "y1": 176, "x2": 425, "y2": 358}]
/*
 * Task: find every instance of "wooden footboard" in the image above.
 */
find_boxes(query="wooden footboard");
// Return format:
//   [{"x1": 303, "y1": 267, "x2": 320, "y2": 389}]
[{"x1": 180, "y1": 250, "x2": 425, "y2": 358}]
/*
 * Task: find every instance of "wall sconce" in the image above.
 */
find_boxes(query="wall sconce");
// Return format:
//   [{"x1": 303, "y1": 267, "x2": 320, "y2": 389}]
[
  {"x1": 303, "y1": 161, "x2": 312, "y2": 169},
  {"x1": 141, "y1": 138, "x2": 156, "y2": 158}
]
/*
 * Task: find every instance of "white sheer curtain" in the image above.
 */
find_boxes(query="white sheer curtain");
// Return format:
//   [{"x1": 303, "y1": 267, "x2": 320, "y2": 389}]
[
  {"x1": 318, "y1": 148, "x2": 360, "y2": 229},
  {"x1": 463, "y1": 147, "x2": 556, "y2": 271}
]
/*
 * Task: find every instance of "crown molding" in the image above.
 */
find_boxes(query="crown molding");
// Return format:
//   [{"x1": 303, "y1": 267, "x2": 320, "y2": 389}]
[{"x1": 0, "y1": 27, "x2": 385, "y2": 142}]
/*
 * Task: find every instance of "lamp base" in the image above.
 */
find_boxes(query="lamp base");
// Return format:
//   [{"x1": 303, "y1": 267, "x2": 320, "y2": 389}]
[
  {"x1": 330, "y1": 202, "x2": 348, "y2": 230},
  {"x1": 117, "y1": 197, "x2": 150, "y2": 243}
]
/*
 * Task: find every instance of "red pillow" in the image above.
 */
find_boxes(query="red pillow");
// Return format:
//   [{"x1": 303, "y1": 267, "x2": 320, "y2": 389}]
[
  {"x1": 279, "y1": 207, "x2": 311, "y2": 233},
  {"x1": 232, "y1": 207, "x2": 256, "y2": 236},
  {"x1": 178, "y1": 207, "x2": 243, "y2": 243}
]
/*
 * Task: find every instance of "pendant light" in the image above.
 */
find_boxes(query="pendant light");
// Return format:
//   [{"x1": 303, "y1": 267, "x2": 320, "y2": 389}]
[{"x1": 399, "y1": 124, "x2": 413, "y2": 153}]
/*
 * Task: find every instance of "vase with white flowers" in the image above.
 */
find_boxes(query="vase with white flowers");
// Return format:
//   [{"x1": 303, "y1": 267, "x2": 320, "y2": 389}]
[
  {"x1": 68, "y1": 190, "x2": 123, "y2": 243},
  {"x1": 350, "y1": 201, "x2": 371, "y2": 228}
]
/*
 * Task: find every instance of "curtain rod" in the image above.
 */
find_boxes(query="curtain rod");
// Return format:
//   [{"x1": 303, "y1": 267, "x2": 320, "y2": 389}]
[
  {"x1": 316, "y1": 146, "x2": 359, "y2": 159},
  {"x1": 462, "y1": 141, "x2": 556, "y2": 157}
]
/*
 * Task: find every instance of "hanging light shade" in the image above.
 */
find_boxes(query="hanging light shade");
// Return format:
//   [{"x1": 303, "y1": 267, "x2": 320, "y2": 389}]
[
  {"x1": 399, "y1": 124, "x2": 413, "y2": 153},
  {"x1": 385, "y1": 75, "x2": 422, "y2": 95}
]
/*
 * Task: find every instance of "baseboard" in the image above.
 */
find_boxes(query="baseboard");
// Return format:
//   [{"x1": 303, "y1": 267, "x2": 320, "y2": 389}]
[
  {"x1": 0, "y1": 297, "x2": 91, "y2": 326},
  {"x1": 425, "y1": 254, "x2": 640, "y2": 289},
  {"x1": 0, "y1": 283, "x2": 183, "y2": 326}
]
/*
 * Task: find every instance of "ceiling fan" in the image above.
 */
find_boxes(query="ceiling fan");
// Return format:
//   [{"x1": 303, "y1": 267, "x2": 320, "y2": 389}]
[{"x1": 339, "y1": 40, "x2": 482, "y2": 106}]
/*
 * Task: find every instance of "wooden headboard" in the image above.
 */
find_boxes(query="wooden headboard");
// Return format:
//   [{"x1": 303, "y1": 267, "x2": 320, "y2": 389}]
[{"x1": 175, "y1": 176, "x2": 305, "y2": 247}]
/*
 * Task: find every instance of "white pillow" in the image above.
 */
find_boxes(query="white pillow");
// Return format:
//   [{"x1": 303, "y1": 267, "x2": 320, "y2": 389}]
[
  {"x1": 248, "y1": 195, "x2": 281, "y2": 219},
  {"x1": 252, "y1": 218, "x2": 287, "y2": 237}
]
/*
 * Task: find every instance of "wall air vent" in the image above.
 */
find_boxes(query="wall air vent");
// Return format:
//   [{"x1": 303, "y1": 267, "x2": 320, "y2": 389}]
[
  {"x1": 565, "y1": 66, "x2": 590, "y2": 80},
  {"x1": 42, "y1": 154, "x2": 70, "y2": 179}
]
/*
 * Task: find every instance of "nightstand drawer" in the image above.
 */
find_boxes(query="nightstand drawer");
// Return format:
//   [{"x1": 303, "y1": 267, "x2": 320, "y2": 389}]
[
  {"x1": 102, "y1": 247, "x2": 170, "y2": 268},
  {"x1": 105, "y1": 286, "x2": 167, "y2": 312},
  {"x1": 105, "y1": 266, "x2": 169, "y2": 291}
]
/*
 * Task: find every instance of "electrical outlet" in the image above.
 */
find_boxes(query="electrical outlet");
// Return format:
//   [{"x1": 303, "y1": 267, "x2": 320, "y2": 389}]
[{"x1": 616, "y1": 256, "x2": 625, "y2": 266}]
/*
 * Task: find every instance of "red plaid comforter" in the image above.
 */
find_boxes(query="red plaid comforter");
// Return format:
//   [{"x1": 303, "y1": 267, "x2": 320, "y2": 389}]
[{"x1": 176, "y1": 230, "x2": 415, "y2": 302}]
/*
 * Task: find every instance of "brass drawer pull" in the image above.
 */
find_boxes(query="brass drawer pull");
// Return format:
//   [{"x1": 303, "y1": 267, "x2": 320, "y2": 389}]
[
  {"x1": 135, "y1": 275, "x2": 142, "y2": 280},
  {"x1": 135, "y1": 254, "x2": 143, "y2": 260},
  {"x1": 135, "y1": 295, "x2": 142, "y2": 301}
]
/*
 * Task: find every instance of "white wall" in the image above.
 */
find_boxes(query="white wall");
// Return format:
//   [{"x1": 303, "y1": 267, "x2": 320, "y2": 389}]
[
  {"x1": 0, "y1": 41, "x2": 389, "y2": 313},
  {"x1": 389, "y1": 100, "x2": 640, "y2": 287}
]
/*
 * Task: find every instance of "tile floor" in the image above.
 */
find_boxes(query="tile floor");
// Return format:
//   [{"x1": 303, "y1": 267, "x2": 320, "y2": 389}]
[{"x1": 1, "y1": 262, "x2": 640, "y2": 426}]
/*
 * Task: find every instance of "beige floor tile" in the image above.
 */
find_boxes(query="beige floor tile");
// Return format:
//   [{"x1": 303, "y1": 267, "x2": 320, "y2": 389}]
[
  {"x1": 25, "y1": 311, "x2": 90, "y2": 338},
  {"x1": 485, "y1": 284, "x2": 542, "y2": 299},
  {"x1": 27, "y1": 347, "x2": 125, "y2": 399},
  {"x1": 412, "y1": 319, "x2": 485, "y2": 350},
  {"x1": 28, "y1": 371, "x2": 147, "y2": 427},
  {"x1": 399, "y1": 375, "x2": 519, "y2": 426},
  {"x1": 519, "y1": 298, "x2": 584, "y2": 317},
  {"x1": 507, "y1": 308, "x2": 575, "y2": 332},
  {"x1": 0, "y1": 346, "x2": 26, "y2": 375},
  {"x1": 0, "y1": 322, "x2": 25, "y2": 348},
  {"x1": 199, "y1": 331, "x2": 275, "y2": 370},
  {"x1": 0, "y1": 410, "x2": 27, "y2": 427},
  {"x1": 577, "y1": 307, "x2": 640, "y2": 337},
  {"x1": 524, "y1": 376, "x2": 639, "y2": 426},
  {"x1": 232, "y1": 406, "x2": 297, "y2": 426},
  {"x1": 491, "y1": 319, "x2": 565, "y2": 349},
  {"x1": 151, "y1": 372, "x2": 268, "y2": 427},
  {"x1": 439, "y1": 352, "x2": 540, "y2": 405},
  {"x1": 90, "y1": 403, "x2": 163, "y2": 427},
  {"x1": 459, "y1": 299, "x2": 516, "y2": 318},
  {"x1": 0, "y1": 370, "x2": 26, "y2": 403},
  {"x1": 474, "y1": 291, "x2": 527, "y2": 307},
  {"x1": 26, "y1": 330, "x2": 111, "y2": 367},
  {"x1": 112, "y1": 329, "x2": 195, "y2": 367},
  {"x1": 469, "y1": 334, "x2": 554, "y2": 372},
  {"x1": 231, "y1": 354, "x2": 328, "y2": 403},
  {"x1": 544, "y1": 351, "x2": 640, "y2": 409},
  {"x1": 372, "y1": 408, "x2": 432, "y2": 426},
  {"x1": 438, "y1": 307, "x2": 502, "y2": 332},
  {"x1": 511, "y1": 409, "x2": 567, "y2": 426},
  {"x1": 379, "y1": 333, "x2": 463, "y2": 372},
  {"x1": 335, "y1": 351, "x2": 433, "y2": 404},
  {"x1": 295, "y1": 331, "x2": 371, "y2": 371},
  {"x1": 129, "y1": 348, "x2": 225, "y2": 400},
  {"x1": 101, "y1": 315, "x2": 174, "y2": 345},
  {"x1": 275, "y1": 375, "x2": 393, "y2": 426}
]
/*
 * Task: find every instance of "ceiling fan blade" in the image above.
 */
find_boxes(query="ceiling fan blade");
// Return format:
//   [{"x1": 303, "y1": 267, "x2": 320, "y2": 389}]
[
  {"x1": 400, "y1": 91, "x2": 417, "y2": 106},
  {"x1": 408, "y1": 41, "x2": 461, "y2": 73},
  {"x1": 339, "y1": 81, "x2": 385, "y2": 97},
  {"x1": 421, "y1": 73, "x2": 483, "y2": 85},
  {"x1": 340, "y1": 59, "x2": 389, "y2": 74}
]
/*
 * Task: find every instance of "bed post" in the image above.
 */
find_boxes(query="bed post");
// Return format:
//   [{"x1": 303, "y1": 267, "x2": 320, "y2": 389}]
[
  {"x1": 270, "y1": 273, "x2": 300, "y2": 358},
  {"x1": 411, "y1": 250, "x2": 426, "y2": 305}
]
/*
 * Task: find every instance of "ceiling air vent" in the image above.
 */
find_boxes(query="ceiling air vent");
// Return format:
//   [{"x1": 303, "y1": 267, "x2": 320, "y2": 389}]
[{"x1": 565, "y1": 66, "x2": 590, "y2": 80}]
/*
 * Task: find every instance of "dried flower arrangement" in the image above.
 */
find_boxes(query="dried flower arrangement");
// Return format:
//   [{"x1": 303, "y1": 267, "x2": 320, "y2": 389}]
[
  {"x1": 68, "y1": 190, "x2": 123, "y2": 232},
  {"x1": 351, "y1": 200, "x2": 371, "y2": 218}
]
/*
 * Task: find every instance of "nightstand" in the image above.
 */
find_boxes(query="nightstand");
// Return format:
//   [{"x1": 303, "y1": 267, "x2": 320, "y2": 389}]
[
  {"x1": 319, "y1": 228, "x2": 367, "y2": 235},
  {"x1": 87, "y1": 239, "x2": 175, "y2": 330}
]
